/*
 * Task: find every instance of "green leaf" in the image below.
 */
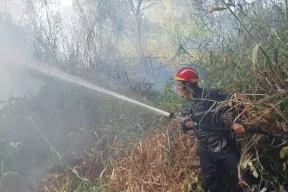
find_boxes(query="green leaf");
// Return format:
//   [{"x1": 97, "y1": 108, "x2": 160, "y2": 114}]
[
  {"x1": 208, "y1": 7, "x2": 227, "y2": 13},
  {"x1": 252, "y1": 44, "x2": 260, "y2": 73},
  {"x1": 252, "y1": 170, "x2": 259, "y2": 178},
  {"x1": 242, "y1": 160, "x2": 248, "y2": 169},
  {"x1": 280, "y1": 149, "x2": 286, "y2": 159},
  {"x1": 247, "y1": 161, "x2": 253, "y2": 167}
]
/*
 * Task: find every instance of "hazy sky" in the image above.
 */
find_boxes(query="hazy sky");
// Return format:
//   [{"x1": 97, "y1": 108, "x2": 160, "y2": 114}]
[{"x1": 60, "y1": 0, "x2": 72, "y2": 7}]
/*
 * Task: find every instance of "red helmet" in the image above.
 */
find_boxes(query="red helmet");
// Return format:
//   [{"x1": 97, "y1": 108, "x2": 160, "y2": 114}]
[{"x1": 174, "y1": 67, "x2": 199, "y2": 84}]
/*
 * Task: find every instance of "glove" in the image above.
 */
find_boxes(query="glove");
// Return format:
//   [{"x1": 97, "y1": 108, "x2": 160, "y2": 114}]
[{"x1": 180, "y1": 115, "x2": 196, "y2": 133}]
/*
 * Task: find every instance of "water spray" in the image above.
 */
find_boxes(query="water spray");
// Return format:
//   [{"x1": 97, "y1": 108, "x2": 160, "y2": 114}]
[{"x1": 21, "y1": 62, "x2": 175, "y2": 118}]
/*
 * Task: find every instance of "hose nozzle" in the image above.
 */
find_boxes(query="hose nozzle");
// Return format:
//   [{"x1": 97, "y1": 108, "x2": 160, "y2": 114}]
[
  {"x1": 168, "y1": 112, "x2": 176, "y2": 118},
  {"x1": 168, "y1": 112, "x2": 198, "y2": 126}
]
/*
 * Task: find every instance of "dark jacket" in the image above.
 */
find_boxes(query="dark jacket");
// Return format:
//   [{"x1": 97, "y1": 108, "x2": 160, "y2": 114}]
[{"x1": 180, "y1": 87, "x2": 241, "y2": 153}]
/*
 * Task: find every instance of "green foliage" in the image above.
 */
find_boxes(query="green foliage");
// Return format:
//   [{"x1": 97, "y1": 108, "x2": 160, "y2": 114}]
[
  {"x1": 153, "y1": 82, "x2": 182, "y2": 111},
  {"x1": 280, "y1": 98, "x2": 288, "y2": 112}
]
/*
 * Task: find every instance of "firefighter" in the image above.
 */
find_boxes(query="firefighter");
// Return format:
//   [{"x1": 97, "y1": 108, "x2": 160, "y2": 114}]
[{"x1": 174, "y1": 67, "x2": 245, "y2": 192}]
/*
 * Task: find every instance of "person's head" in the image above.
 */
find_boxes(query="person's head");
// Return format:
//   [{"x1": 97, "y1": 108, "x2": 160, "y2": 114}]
[{"x1": 174, "y1": 67, "x2": 200, "y2": 97}]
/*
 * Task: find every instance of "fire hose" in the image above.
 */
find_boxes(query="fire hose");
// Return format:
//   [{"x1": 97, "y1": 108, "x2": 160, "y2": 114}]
[{"x1": 168, "y1": 112, "x2": 288, "y2": 139}]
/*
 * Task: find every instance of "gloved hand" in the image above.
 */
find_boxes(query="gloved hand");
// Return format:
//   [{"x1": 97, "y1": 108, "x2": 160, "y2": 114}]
[
  {"x1": 185, "y1": 121, "x2": 194, "y2": 127},
  {"x1": 232, "y1": 123, "x2": 245, "y2": 134},
  {"x1": 180, "y1": 115, "x2": 196, "y2": 133}
]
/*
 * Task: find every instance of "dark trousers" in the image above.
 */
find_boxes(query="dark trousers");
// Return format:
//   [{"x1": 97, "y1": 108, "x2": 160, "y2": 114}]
[{"x1": 199, "y1": 150, "x2": 242, "y2": 192}]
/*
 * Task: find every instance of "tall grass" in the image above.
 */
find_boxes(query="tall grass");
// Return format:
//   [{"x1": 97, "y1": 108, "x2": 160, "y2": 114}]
[{"x1": 190, "y1": 1, "x2": 288, "y2": 191}]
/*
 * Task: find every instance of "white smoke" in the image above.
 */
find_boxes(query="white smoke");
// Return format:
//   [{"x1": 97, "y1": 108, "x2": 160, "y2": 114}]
[{"x1": 0, "y1": 16, "x2": 43, "y2": 100}]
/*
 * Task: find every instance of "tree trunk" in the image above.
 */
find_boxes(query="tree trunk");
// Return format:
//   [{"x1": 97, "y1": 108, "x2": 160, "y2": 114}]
[{"x1": 128, "y1": 0, "x2": 145, "y2": 58}]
